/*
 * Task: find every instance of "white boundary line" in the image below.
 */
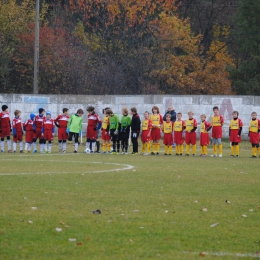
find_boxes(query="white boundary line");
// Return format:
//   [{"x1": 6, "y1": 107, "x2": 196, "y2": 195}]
[
  {"x1": 183, "y1": 251, "x2": 260, "y2": 258},
  {"x1": 0, "y1": 159, "x2": 134, "y2": 176}
]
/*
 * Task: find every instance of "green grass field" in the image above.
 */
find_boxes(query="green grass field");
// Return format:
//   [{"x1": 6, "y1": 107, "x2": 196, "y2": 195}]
[{"x1": 0, "y1": 141, "x2": 260, "y2": 259}]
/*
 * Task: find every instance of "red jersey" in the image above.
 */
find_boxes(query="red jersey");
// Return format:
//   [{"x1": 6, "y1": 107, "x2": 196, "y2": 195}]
[
  {"x1": 24, "y1": 119, "x2": 34, "y2": 132},
  {"x1": 87, "y1": 114, "x2": 101, "y2": 127},
  {"x1": 0, "y1": 112, "x2": 11, "y2": 129},
  {"x1": 55, "y1": 114, "x2": 70, "y2": 128},
  {"x1": 34, "y1": 115, "x2": 45, "y2": 130},
  {"x1": 12, "y1": 117, "x2": 23, "y2": 132},
  {"x1": 42, "y1": 118, "x2": 55, "y2": 132}
]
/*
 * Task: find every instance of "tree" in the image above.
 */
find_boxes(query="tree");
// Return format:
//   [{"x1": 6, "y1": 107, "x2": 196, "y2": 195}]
[{"x1": 229, "y1": 0, "x2": 260, "y2": 95}]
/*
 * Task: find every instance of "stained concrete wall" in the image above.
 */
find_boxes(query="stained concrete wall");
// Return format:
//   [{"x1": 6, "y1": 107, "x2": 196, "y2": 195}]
[{"x1": 0, "y1": 94, "x2": 259, "y2": 138}]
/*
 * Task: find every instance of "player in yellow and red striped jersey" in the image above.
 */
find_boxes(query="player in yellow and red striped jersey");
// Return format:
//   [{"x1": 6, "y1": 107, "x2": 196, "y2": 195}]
[
  {"x1": 200, "y1": 114, "x2": 212, "y2": 157},
  {"x1": 185, "y1": 111, "x2": 198, "y2": 156},
  {"x1": 173, "y1": 113, "x2": 186, "y2": 155},
  {"x1": 248, "y1": 112, "x2": 260, "y2": 158},
  {"x1": 150, "y1": 106, "x2": 163, "y2": 155},
  {"x1": 229, "y1": 111, "x2": 243, "y2": 157},
  {"x1": 211, "y1": 106, "x2": 224, "y2": 157},
  {"x1": 161, "y1": 114, "x2": 174, "y2": 155}
]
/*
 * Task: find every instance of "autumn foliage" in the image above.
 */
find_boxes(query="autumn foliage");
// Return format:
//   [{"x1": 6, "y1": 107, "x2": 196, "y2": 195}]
[{"x1": 1, "y1": 0, "x2": 236, "y2": 94}]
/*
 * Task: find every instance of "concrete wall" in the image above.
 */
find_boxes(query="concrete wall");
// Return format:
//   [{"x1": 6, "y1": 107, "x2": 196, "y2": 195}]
[{"x1": 0, "y1": 94, "x2": 259, "y2": 138}]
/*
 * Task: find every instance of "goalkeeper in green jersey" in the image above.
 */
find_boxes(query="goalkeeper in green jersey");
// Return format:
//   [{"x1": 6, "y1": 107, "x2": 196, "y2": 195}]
[
  {"x1": 106, "y1": 109, "x2": 119, "y2": 154},
  {"x1": 120, "y1": 107, "x2": 132, "y2": 154}
]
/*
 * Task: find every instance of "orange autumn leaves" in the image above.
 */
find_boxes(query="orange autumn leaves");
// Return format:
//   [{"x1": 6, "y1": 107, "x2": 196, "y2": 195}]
[{"x1": 68, "y1": 0, "x2": 234, "y2": 94}]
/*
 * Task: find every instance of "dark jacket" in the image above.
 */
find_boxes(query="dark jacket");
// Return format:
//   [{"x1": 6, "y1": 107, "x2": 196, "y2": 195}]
[
  {"x1": 131, "y1": 114, "x2": 141, "y2": 133},
  {"x1": 163, "y1": 110, "x2": 176, "y2": 122}
]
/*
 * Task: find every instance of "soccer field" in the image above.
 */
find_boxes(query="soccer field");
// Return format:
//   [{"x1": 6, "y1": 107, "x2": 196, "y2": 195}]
[{"x1": 0, "y1": 142, "x2": 260, "y2": 259}]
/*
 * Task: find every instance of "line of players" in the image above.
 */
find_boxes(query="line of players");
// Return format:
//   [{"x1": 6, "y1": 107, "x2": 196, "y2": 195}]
[{"x1": 0, "y1": 104, "x2": 260, "y2": 157}]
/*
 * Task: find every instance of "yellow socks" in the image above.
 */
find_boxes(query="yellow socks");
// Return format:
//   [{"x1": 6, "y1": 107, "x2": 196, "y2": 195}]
[
  {"x1": 213, "y1": 144, "x2": 217, "y2": 155},
  {"x1": 176, "y1": 145, "x2": 180, "y2": 154},
  {"x1": 192, "y1": 144, "x2": 196, "y2": 155},
  {"x1": 152, "y1": 143, "x2": 156, "y2": 153},
  {"x1": 102, "y1": 143, "x2": 106, "y2": 152},
  {"x1": 164, "y1": 145, "x2": 168, "y2": 154},
  {"x1": 252, "y1": 147, "x2": 256, "y2": 156},
  {"x1": 107, "y1": 143, "x2": 111, "y2": 152},
  {"x1": 186, "y1": 144, "x2": 190, "y2": 155},
  {"x1": 235, "y1": 145, "x2": 240, "y2": 155},
  {"x1": 142, "y1": 143, "x2": 145, "y2": 153},
  {"x1": 219, "y1": 144, "x2": 223, "y2": 155},
  {"x1": 181, "y1": 145, "x2": 184, "y2": 154},
  {"x1": 169, "y1": 146, "x2": 172, "y2": 155},
  {"x1": 231, "y1": 145, "x2": 235, "y2": 155},
  {"x1": 157, "y1": 143, "x2": 160, "y2": 153},
  {"x1": 147, "y1": 142, "x2": 151, "y2": 153}
]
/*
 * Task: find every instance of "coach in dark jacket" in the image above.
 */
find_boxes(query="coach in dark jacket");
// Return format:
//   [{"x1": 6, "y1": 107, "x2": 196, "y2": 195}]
[
  {"x1": 163, "y1": 105, "x2": 176, "y2": 122},
  {"x1": 130, "y1": 107, "x2": 141, "y2": 154}
]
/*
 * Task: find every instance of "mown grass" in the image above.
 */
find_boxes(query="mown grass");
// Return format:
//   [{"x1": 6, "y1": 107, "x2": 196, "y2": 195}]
[{"x1": 0, "y1": 141, "x2": 260, "y2": 259}]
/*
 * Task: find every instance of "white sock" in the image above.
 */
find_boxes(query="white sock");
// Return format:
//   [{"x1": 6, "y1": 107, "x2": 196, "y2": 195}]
[
  {"x1": 40, "y1": 143, "x2": 44, "y2": 152},
  {"x1": 13, "y1": 142, "x2": 17, "y2": 151},
  {"x1": 1, "y1": 141, "x2": 4, "y2": 151},
  {"x1": 91, "y1": 142, "x2": 96, "y2": 152},
  {"x1": 63, "y1": 142, "x2": 67, "y2": 151},
  {"x1": 7, "y1": 139, "x2": 11, "y2": 150},
  {"x1": 33, "y1": 142, "x2": 37, "y2": 150},
  {"x1": 48, "y1": 143, "x2": 52, "y2": 152},
  {"x1": 86, "y1": 142, "x2": 90, "y2": 150},
  {"x1": 58, "y1": 142, "x2": 62, "y2": 150},
  {"x1": 25, "y1": 143, "x2": 28, "y2": 151},
  {"x1": 75, "y1": 142, "x2": 78, "y2": 151},
  {"x1": 28, "y1": 143, "x2": 32, "y2": 151},
  {"x1": 20, "y1": 142, "x2": 23, "y2": 151}
]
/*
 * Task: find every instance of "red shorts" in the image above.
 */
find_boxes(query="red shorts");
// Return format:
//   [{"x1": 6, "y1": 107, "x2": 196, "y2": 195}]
[
  {"x1": 163, "y1": 133, "x2": 173, "y2": 145},
  {"x1": 141, "y1": 130, "x2": 151, "y2": 143},
  {"x1": 0, "y1": 127, "x2": 10, "y2": 138},
  {"x1": 174, "y1": 131, "x2": 184, "y2": 145},
  {"x1": 249, "y1": 132, "x2": 259, "y2": 144},
  {"x1": 43, "y1": 130, "x2": 54, "y2": 141},
  {"x1": 86, "y1": 126, "x2": 97, "y2": 140},
  {"x1": 185, "y1": 131, "x2": 197, "y2": 145},
  {"x1": 212, "y1": 126, "x2": 222, "y2": 138},
  {"x1": 151, "y1": 128, "x2": 161, "y2": 141},
  {"x1": 26, "y1": 130, "x2": 34, "y2": 143},
  {"x1": 33, "y1": 128, "x2": 43, "y2": 140},
  {"x1": 58, "y1": 128, "x2": 68, "y2": 140},
  {"x1": 13, "y1": 131, "x2": 23, "y2": 142},
  {"x1": 102, "y1": 129, "x2": 110, "y2": 141},
  {"x1": 230, "y1": 129, "x2": 241, "y2": 143},
  {"x1": 200, "y1": 133, "x2": 210, "y2": 146}
]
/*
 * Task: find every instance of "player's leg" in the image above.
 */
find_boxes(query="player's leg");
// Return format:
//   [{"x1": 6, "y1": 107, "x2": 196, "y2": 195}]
[
  {"x1": 252, "y1": 143, "x2": 256, "y2": 157},
  {"x1": 74, "y1": 133, "x2": 79, "y2": 153},
  {"x1": 256, "y1": 144, "x2": 260, "y2": 157},
  {"x1": 235, "y1": 142, "x2": 240, "y2": 157},
  {"x1": 6, "y1": 135, "x2": 11, "y2": 152},
  {"x1": 231, "y1": 142, "x2": 235, "y2": 157},
  {"x1": 185, "y1": 133, "x2": 190, "y2": 156},
  {"x1": 1, "y1": 137, "x2": 4, "y2": 152},
  {"x1": 13, "y1": 136, "x2": 17, "y2": 152},
  {"x1": 95, "y1": 139, "x2": 100, "y2": 153},
  {"x1": 48, "y1": 140, "x2": 52, "y2": 153},
  {"x1": 218, "y1": 138, "x2": 223, "y2": 157},
  {"x1": 40, "y1": 138, "x2": 46, "y2": 153}
]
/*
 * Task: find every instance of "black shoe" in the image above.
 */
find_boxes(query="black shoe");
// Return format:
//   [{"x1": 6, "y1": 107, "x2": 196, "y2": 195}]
[
  {"x1": 252, "y1": 155, "x2": 257, "y2": 158},
  {"x1": 180, "y1": 153, "x2": 182, "y2": 156},
  {"x1": 151, "y1": 152, "x2": 155, "y2": 155},
  {"x1": 20, "y1": 150, "x2": 23, "y2": 153},
  {"x1": 74, "y1": 150, "x2": 77, "y2": 153},
  {"x1": 95, "y1": 151, "x2": 100, "y2": 153},
  {"x1": 192, "y1": 154, "x2": 195, "y2": 156},
  {"x1": 236, "y1": 155, "x2": 240, "y2": 158},
  {"x1": 156, "y1": 152, "x2": 159, "y2": 155},
  {"x1": 185, "y1": 154, "x2": 189, "y2": 156},
  {"x1": 230, "y1": 155, "x2": 235, "y2": 157},
  {"x1": 175, "y1": 153, "x2": 179, "y2": 156},
  {"x1": 164, "y1": 153, "x2": 168, "y2": 155}
]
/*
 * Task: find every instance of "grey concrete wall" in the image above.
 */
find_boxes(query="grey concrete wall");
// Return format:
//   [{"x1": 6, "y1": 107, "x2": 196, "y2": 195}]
[{"x1": 0, "y1": 94, "x2": 258, "y2": 138}]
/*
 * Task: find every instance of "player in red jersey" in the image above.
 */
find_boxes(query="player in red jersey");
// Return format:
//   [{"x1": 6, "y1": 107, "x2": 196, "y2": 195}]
[
  {"x1": 55, "y1": 108, "x2": 70, "y2": 153},
  {"x1": 85, "y1": 106, "x2": 101, "y2": 153},
  {"x1": 200, "y1": 114, "x2": 212, "y2": 157},
  {"x1": 12, "y1": 110, "x2": 23, "y2": 153},
  {"x1": 33, "y1": 108, "x2": 45, "y2": 153},
  {"x1": 23, "y1": 113, "x2": 35, "y2": 153},
  {"x1": 42, "y1": 111, "x2": 55, "y2": 153},
  {"x1": 0, "y1": 105, "x2": 12, "y2": 153}
]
